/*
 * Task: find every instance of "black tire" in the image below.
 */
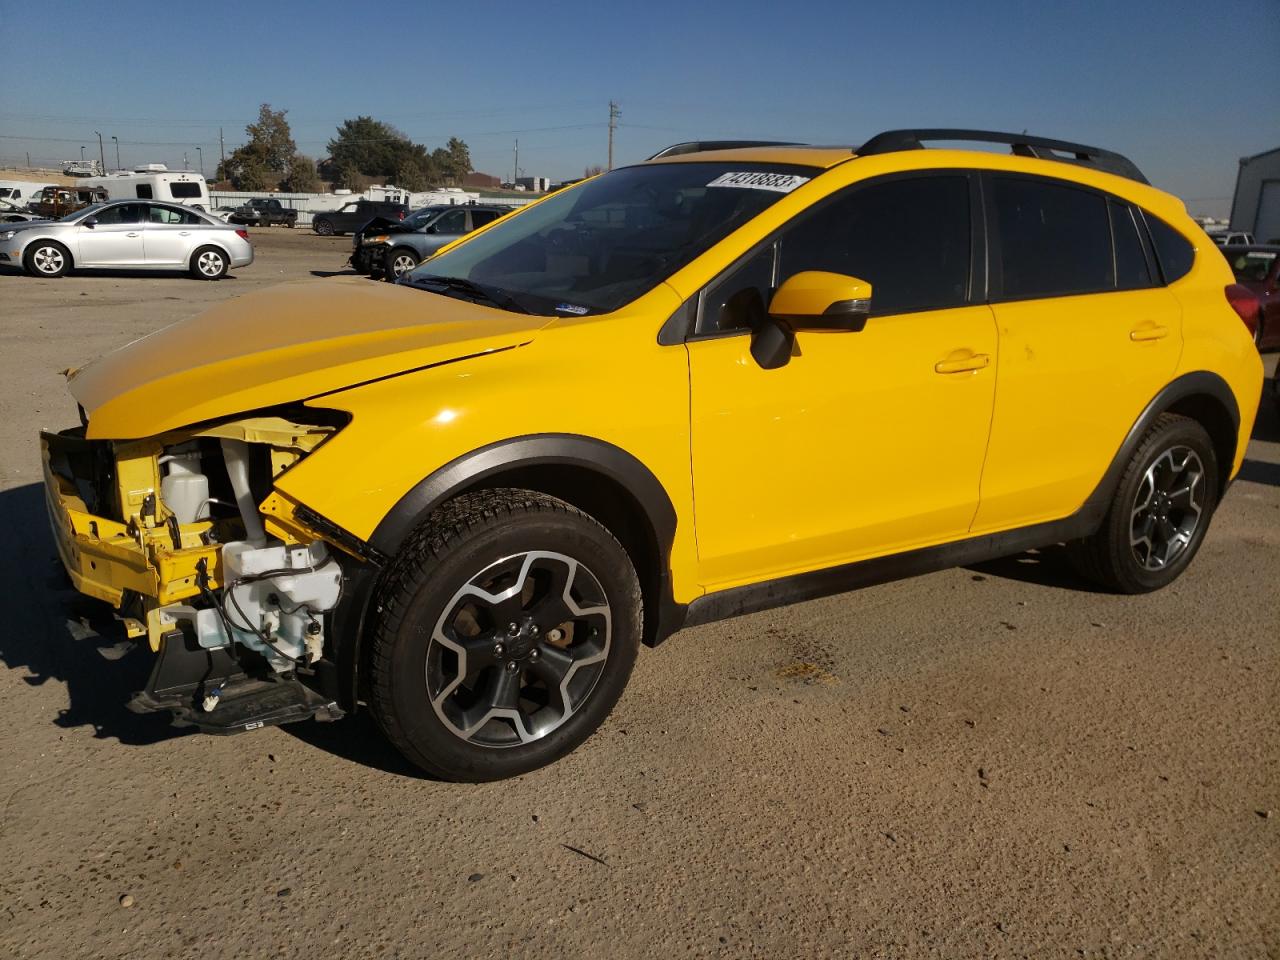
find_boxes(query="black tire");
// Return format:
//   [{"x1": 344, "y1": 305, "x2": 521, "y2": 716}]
[
  {"x1": 314, "y1": 218, "x2": 335, "y2": 236},
  {"x1": 190, "y1": 245, "x2": 229, "y2": 280},
  {"x1": 369, "y1": 489, "x2": 642, "y2": 781},
  {"x1": 23, "y1": 239, "x2": 71, "y2": 278},
  {"x1": 1067, "y1": 414, "x2": 1219, "y2": 593},
  {"x1": 286, "y1": 217, "x2": 296, "y2": 229},
  {"x1": 383, "y1": 247, "x2": 419, "y2": 281}
]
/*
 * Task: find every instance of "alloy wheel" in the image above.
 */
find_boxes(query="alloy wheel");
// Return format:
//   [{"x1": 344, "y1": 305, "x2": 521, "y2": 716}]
[
  {"x1": 1130, "y1": 445, "x2": 1205, "y2": 570},
  {"x1": 33, "y1": 245, "x2": 64, "y2": 274},
  {"x1": 426, "y1": 551, "x2": 611, "y2": 748},
  {"x1": 391, "y1": 253, "x2": 416, "y2": 278},
  {"x1": 197, "y1": 251, "x2": 225, "y2": 277}
]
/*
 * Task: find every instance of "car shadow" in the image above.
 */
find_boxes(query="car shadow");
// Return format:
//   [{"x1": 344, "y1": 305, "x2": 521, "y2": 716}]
[
  {"x1": 964, "y1": 545, "x2": 1108, "y2": 593},
  {"x1": 0, "y1": 482, "x2": 186, "y2": 745},
  {"x1": 0, "y1": 266, "x2": 237, "y2": 281},
  {"x1": 281, "y1": 711, "x2": 431, "y2": 779}
]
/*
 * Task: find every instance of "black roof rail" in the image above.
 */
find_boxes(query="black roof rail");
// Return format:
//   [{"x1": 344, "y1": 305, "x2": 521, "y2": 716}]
[
  {"x1": 856, "y1": 129, "x2": 1149, "y2": 185},
  {"x1": 647, "y1": 140, "x2": 802, "y2": 160}
]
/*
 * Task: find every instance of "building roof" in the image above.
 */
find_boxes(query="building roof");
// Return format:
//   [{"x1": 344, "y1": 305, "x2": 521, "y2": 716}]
[{"x1": 1240, "y1": 145, "x2": 1280, "y2": 164}]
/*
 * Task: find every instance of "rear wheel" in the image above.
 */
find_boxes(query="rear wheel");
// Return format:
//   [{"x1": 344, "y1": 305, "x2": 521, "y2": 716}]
[
  {"x1": 1068, "y1": 414, "x2": 1218, "y2": 593},
  {"x1": 190, "y1": 245, "x2": 229, "y2": 280},
  {"x1": 23, "y1": 240, "x2": 70, "y2": 277},
  {"x1": 369, "y1": 489, "x2": 642, "y2": 781},
  {"x1": 314, "y1": 219, "x2": 335, "y2": 236},
  {"x1": 384, "y1": 247, "x2": 419, "y2": 281}
]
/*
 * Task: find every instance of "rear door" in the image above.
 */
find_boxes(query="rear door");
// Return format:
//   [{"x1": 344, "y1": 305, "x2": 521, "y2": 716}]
[
  {"x1": 75, "y1": 203, "x2": 147, "y2": 266},
  {"x1": 970, "y1": 175, "x2": 1182, "y2": 533},
  {"x1": 141, "y1": 204, "x2": 202, "y2": 265}
]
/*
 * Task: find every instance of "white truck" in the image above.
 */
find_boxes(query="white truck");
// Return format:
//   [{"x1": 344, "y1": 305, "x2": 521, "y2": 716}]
[{"x1": 85, "y1": 166, "x2": 212, "y2": 210}]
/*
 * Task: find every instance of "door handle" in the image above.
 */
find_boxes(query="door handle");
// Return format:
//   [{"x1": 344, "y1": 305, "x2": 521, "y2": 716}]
[
  {"x1": 1129, "y1": 324, "x2": 1168, "y2": 342},
  {"x1": 934, "y1": 353, "x2": 990, "y2": 374},
  {"x1": 126, "y1": 232, "x2": 140, "y2": 237},
  {"x1": 179, "y1": 231, "x2": 191, "y2": 236}
]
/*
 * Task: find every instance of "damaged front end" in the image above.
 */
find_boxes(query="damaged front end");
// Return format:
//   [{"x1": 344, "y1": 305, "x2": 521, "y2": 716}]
[{"x1": 41, "y1": 409, "x2": 360, "y2": 734}]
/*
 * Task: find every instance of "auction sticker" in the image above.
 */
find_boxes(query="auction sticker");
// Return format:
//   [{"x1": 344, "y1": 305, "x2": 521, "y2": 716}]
[{"x1": 707, "y1": 171, "x2": 810, "y2": 193}]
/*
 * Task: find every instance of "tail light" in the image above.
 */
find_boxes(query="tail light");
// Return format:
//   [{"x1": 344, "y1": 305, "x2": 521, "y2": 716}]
[
  {"x1": 235, "y1": 228, "x2": 250, "y2": 241},
  {"x1": 398, "y1": 210, "x2": 405, "y2": 220},
  {"x1": 1225, "y1": 283, "x2": 1260, "y2": 336}
]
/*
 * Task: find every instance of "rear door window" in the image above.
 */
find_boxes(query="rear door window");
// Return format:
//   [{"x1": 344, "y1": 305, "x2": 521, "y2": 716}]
[
  {"x1": 992, "y1": 176, "x2": 1113, "y2": 299},
  {"x1": 1143, "y1": 213, "x2": 1196, "y2": 284}
]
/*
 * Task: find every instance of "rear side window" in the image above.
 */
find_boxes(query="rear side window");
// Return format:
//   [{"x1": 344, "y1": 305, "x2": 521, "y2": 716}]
[
  {"x1": 1110, "y1": 200, "x2": 1152, "y2": 290},
  {"x1": 993, "y1": 177, "x2": 1112, "y2": 299},
  {"x1": 135, "y1": 184, "x2": 153, "y2": 199},
  {"x1": 169, "y1": 182, "x2": 202, "y2": 199},
  {"x1": 1143, "y1": 213, "x2": 1195, "y2": 284},
  {"x1": 472, "y1": 210, "x2": 503, "y2": 227}
]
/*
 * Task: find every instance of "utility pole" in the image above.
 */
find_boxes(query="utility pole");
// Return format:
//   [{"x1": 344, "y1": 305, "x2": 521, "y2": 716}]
[
  {"x1": 183, "y1": 151, "x2": 189, "y2": 170},
  {"x1": 219, "y1": 127, "x2": 226, "y2": 174},
  {"x1": 111, "y1": 135, "x2": 120, "y2": 171},
  {"x1": 94, "y1": 131, "x2": 105, "y2": 173},
  {"x1": 512, "y1": 138, "x2": 518, "y2": 186},
  {"x1": 196, "y1": 147, "x2": 204, "y2": 177},
  {"x1": 80, "y1": 146, "x2": 86, "y2": 161},
  {"x1": 607, "y1": 100, "x2": 620, "y2": 170}
]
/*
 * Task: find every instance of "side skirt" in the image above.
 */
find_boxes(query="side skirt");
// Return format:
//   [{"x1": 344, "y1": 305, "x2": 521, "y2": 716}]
[{"x1": 681, "y1": 511, "x2": 1098, "y2": 629}]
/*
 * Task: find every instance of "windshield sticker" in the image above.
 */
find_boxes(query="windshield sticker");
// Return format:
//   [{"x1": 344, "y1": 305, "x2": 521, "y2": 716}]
[
  {"x1": 555, "y1": 303, "x2": 589, "y2": 315},
  {"x1": 706, "y1": 171, "x2": 810, "y2": 193}
]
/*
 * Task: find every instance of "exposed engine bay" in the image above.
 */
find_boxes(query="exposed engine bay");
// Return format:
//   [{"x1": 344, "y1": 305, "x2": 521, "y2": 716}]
[{"x1": 41, "y1": 410, "x2": 354, "y2": 732}]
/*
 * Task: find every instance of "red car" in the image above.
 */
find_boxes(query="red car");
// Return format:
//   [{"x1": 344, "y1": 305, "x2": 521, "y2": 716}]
[{"x1": 1222, "y1": 245, "x2": 1280, "y2": 349}]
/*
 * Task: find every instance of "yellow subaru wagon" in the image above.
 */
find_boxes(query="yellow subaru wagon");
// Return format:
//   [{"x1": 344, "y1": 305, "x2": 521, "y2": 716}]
[{"x1": 42, "y1": 129, "x2": 1263, "y2": 780}]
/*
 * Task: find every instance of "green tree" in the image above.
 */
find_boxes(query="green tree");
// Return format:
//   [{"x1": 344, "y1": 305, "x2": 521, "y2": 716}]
[
  {"x1": 444, "y1": 136, "x2": 472, "y2": 184},
  {"x1": 326, "y1": 116, "x2": 470, "y2": 189},
  {"x1": 282, "y1": 154, "x2": 320, "y2": 193},
  {"x1": 218, "y1": 103, "x2": 297, "y2": 190}
]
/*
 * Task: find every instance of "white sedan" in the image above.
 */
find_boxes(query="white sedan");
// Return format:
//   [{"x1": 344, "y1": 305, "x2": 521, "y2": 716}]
[{"x1": 1, "y1": 200, "x2": 254, "y2": 279}]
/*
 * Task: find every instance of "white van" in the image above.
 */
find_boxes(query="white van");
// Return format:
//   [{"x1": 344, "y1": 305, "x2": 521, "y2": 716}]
[
  {"x1": 0, "y1": 180, "x2": 56, "y2": 204},
  {"x1": 85, "y1": 166, "x2": 211, "y2": 210}
]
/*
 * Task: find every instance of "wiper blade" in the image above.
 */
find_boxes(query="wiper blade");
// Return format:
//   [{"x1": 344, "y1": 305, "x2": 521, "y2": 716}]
[{"x1": 404, "y1": 274, "x2": 530, "y2": 314}]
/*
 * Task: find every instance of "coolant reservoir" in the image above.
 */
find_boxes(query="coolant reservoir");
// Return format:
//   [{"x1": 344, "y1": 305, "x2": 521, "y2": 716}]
[{"x1": 161, "y1": 456, "x2": 209, "y2": 524}]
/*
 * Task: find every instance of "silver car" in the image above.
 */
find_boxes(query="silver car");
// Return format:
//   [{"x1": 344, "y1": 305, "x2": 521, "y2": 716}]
[{"x1": 1, "y1": 200, "x2": 254, "y2": 279}]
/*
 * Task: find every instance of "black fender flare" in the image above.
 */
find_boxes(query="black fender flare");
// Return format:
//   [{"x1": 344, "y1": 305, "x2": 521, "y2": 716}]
[
  {"x1": 331, "y1": 434, "x2": 684, "y2": 712},
  {"x1": 1079, "y1": 370, "x2": 1240, "y2": 526}
]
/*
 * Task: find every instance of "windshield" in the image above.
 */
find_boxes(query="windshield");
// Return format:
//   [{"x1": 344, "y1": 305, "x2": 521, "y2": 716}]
[
  {"x1": 1228, "y1": 249, "x2": 1276, "y2": 283},
  {"x1": 61, "y1": 203, "x2": 104, "y2": 222},
  {"x1": 409, "y1": 162, "x2": 814, "y2": 315}
]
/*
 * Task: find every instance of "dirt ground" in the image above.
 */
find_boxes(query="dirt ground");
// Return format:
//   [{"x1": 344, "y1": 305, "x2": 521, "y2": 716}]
[{"x1": 0, "y1": 229, "x2": 1276, "y2": 959}]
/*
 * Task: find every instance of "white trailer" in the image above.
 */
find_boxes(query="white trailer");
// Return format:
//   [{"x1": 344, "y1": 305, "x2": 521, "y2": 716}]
[{"x1": 85, "y1": 166, "x2": 212, "y2": 210}]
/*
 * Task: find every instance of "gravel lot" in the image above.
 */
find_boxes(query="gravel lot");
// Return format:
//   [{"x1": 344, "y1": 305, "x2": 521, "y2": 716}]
[{"x1": 1, "y1": 229, "x2": 1277, "y2": 959}]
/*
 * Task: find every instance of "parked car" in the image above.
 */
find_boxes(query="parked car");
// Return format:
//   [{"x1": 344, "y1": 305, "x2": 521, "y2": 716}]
[
  {"x1": 231, "y1": 197, "x2": 298, "y2": 228},
  {"x1": 311, "y1": 199, "x2": 407, "y2": 236},
  {"x1": 27, "y1": 185, "x2": 109, "y2": 219},
  {"x1": 39, "y1": 130, "x2": 1263, "y2": 781},
  {"x1": 1221, "y1": 245, "x2": 1280, "y2": 349},
  {"x1": 354, "y1": 203, "x2": 510, "y2": 280},
  {"x1": 2, "y1": 200, "x2": 253, "y2": 279},
  {"x1": 208, "y1": 205, "x2": 240, "y2": 223},
  {"x1": 0, "y1": 197, "x2": 40, "y2": 223}
]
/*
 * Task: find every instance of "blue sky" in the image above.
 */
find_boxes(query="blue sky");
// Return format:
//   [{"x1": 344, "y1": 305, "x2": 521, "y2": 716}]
[{"x1": 1, "y1": 0, "x2": 1274, "y2": 215}]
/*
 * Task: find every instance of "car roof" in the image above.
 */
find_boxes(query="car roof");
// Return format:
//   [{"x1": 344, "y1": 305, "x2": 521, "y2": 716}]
[{"x1": 1221, "y1": 244, "x2": 1280, "y2": 254}]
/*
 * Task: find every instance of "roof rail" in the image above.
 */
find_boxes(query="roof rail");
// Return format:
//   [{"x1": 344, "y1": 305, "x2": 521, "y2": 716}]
[
  {"x1": 856, "y1": 129, "x2": 1149, "y2": 185},
  {"x1": 647, "y1": 140, "x2": 802, "y2": 160}
]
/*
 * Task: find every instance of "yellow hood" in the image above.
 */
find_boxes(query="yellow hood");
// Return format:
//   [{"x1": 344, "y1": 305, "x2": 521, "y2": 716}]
[{"x1": 71, "y1": 278, "x2": 549, "y2": 439}]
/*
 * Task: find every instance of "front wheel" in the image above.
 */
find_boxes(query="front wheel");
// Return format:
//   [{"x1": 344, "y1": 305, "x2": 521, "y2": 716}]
[
  {"x1": 1068, "y1": 413, "x2": 1218, "y2": 593},
  {"x1": 190, "y1": 245, "x2": 229, "y2": 280},
  {"x1": 24, "y1": 240, "x2": 71, "y2": 277},
  {"x1": 383, "y1": 247, "x2": 419, "y2": 281},
  {"x1": 369, "y1": 489, "x2": 642, "y2": 781},
  {"x1": 314, "y1": 219, "x2": 335, "y2": 236}
]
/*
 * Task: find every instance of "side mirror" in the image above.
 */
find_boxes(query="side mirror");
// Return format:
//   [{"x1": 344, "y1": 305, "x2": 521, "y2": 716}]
[
  {"x1": 768, "y1": 271, "x2": 873, "y2": 331},
  {"x1": 82, "y1": 216, "x2": 97, "y2": 228},
  {"x1": 425, "y1": 224, "x2": 438, "y2": 234}
]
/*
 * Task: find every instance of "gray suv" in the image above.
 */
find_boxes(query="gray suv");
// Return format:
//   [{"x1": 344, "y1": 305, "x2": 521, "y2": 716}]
[{"x1": 354, "y1": 204, "x2": 511, "y2": 280}]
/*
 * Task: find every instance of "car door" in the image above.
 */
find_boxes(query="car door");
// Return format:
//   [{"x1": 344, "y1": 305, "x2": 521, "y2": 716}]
[
  {"x1": 75, "y1": 203, "x2": 147, "y2": 266},
  {"x1": 686, "y1": 174, "x2": 999, "y2": 589},
  {"x1": 970, "y1": 175, "x2": 1183, "y2": 533},
  {"x1": 141, "y1": 204, "x2": 200, "y2": 265}
]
